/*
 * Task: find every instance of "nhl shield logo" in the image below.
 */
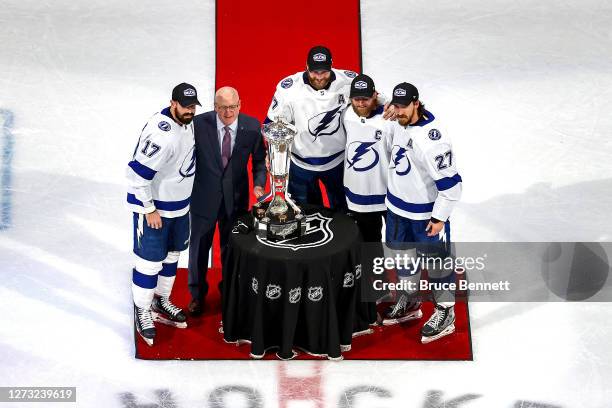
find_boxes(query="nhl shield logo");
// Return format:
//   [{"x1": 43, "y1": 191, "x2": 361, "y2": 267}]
[
  {"x1": 289, "y1": 287, "x2": 302, "y2": 304},
  {"x1": 308, "y1": 286, "x2": 323, "y2": 302},
  {"x1": 343, "y1": 272, "x2": 355, "y2": 288},
  {"x1": 252, "y1": 277, "x2": 258, "y2": 294},
  {"x1": 256, "y1": 212, "x2": 334, "y2": 251},
  {"x1": 266, "y1": 284, "x2": 281, "y2": 300}
]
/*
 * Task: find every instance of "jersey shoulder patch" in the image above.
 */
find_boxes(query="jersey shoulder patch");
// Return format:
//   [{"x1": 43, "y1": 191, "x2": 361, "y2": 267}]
[
  {"x1": 428, "y1": 128, "x2": 442, "y2": 140},
  {"x1": 344, "y1": 70, "x2": 357, "y2": 78},
  {"x1": 280, "y1": 77, "x2": 294, "y2": 89},
  {"x1": 158, "y1": 121, "x2": 171, "y2": 132}
]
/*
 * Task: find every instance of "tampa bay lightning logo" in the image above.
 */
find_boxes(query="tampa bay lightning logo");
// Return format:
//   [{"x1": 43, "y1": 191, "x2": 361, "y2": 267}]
[
  {"x1": 281, "y1": 78, "x2": 293, "y2": 89},
  {"x1": 347, "y1": 141, "x2": 379, "y2": 172},
  {"x1": 308, "y1": 105, "x2": 343, "y2": 140},
  {"x1": 390, "y1": 145, "x2": 411, "y2": 176},
  {"x1": 179, "y1": 146, "x2": 196, "y2": 178},
  {"x1": 158, "y1": 121, "x2": 171, "y2": 132},
  {"x1": 428, "y1": 129, "x2": 442, "y2": 140}
]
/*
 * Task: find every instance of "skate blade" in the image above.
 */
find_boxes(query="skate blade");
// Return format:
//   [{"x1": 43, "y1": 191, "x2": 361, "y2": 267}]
[
  {"x1": 382, "y1": 309, "x2": 423, "y2": 326},
  {"x1": 138, "y1": 332, "x2": 154, "y2": 346},
  {"x1": 152, "y1": 312, "x2": 187, "y2": 329},
  {"x1": 421, "y1": 323, "x2": 455, "y2": 344}
]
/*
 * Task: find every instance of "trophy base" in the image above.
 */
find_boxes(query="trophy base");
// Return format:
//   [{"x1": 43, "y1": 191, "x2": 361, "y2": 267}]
[{"x1": 252, "y1": 202, "x2": 306, "y2": 242}]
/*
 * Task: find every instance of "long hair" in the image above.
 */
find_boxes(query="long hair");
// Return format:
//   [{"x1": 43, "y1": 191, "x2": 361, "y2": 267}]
[{"x1": 417, "y1": 101, "x2": 426, "y2": 118}]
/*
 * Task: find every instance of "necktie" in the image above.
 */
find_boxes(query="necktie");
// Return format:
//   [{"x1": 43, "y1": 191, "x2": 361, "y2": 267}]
[{"x1": 221, "y1": 126, "x2": 231, "y2": 168}]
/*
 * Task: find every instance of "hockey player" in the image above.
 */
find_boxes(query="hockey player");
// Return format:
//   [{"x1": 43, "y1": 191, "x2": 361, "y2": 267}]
[
  {"x1": 265, "y1": 45, "x2": 358, "y2": 210},
  {"x1": 343, "y1": 74, "x2": 394, "y2": 327},
  {"x1": 382, "y1": 82, "x2": 462, "y2": 343},
  {"x1": 126, "y1": 83, "x2": 199, "y2": 345},
  {"x1": 343, "y1": 74, "x2": 392, "y2": 241}
]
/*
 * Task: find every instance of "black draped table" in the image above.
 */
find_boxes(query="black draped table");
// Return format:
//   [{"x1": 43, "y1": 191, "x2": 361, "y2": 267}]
[{"x1": 221, "y1": 207, "x2": 373, "y2": 360}]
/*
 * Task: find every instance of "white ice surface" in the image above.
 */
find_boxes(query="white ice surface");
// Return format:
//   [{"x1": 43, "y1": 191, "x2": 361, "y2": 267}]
[{"x1": 1, "y1": 0, "x2": 611, "y2": 407}]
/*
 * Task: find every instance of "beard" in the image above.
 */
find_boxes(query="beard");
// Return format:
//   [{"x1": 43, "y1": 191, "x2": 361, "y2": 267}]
[
  {"x1": 177, "y1": 112, "x2": 194, "y2": 125},
  {"x1": 397, "y1": 115, "x2": 410, "y2": 126}
]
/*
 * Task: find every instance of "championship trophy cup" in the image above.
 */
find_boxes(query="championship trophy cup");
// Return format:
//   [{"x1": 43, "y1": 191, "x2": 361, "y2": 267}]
[{"x1": 252, "y1": 119, "x2": 306, "y2": 241}]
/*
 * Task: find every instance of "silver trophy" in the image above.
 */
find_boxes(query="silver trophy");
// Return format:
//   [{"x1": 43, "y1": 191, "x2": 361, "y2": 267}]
[{"x1": 253, "y1": 119, "x2": 306, "y2": 241}]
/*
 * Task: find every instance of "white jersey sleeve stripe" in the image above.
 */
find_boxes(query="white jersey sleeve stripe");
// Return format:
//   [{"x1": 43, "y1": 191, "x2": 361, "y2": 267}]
[
  {"x1": 128, "y1": 160, "x2": 157, "y2": 180},
  {"x1": 292, "y1": 150, "x2": 345, "y2": 166},
  {"x1": 386, "y1": 190, "x2": 435, "y2": 213},
  {"x1": 127, "y1": 194, "x2": 191, "y2": 212},
  {"x1": 344, "y1": 186, "x2": 386, "y2": 206},
  {"x1": 434, "y1": 173, "x2": 462, "y2": 191}
]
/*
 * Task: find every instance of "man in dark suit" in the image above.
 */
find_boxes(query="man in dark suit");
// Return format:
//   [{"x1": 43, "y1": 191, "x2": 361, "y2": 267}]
[{"x1": 188, "y1": 86, "x2": 267, "y2": 315}]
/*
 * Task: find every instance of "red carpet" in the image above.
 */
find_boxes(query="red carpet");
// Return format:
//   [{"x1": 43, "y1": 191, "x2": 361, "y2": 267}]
[
  {"x1": 135, "y1": 0, "x2": 472, "y2": 360},
  {"x1": 135, "y1": 268, "x2": 472, "y2": 360}
]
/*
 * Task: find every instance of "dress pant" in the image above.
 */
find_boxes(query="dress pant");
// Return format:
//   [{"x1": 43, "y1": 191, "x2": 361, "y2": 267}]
[{"x1": 188, "y1": 201, "x2": 235, "y2": 303}]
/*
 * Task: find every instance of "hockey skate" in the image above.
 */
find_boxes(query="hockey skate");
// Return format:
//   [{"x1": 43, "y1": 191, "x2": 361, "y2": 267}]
[
  {"x1": 381, "y1": 292, "x2": 422, "y2": 326},
  {"x1": 421, "y1": 304, "x2": 455, "y2": 343},
  {"x1": 151, "y1": 296, "x2": 187, "y2": 329},
  {"x1": 134, "y1": 304, "x2": 156, "y2": 346}
]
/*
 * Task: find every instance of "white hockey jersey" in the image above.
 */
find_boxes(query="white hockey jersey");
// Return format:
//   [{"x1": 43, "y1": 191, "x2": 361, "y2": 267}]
[
  {"x1": 126, "y1": 107, "x2": 196, "y2": 218},
  {"x1": 343, "y1": 105, "x2": 394, "y2": 212},
  {"x1": 266, "y1": 68, "x2": 357, "y2": 171},
  {"x1": 386, "y1": 110, "x2": 462, "y2": 221}
]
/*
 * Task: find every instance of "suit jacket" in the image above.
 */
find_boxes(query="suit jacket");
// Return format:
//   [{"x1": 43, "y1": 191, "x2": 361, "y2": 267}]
[{"x1": 191, "y1": 111, "x2": 266, "y2": 220}]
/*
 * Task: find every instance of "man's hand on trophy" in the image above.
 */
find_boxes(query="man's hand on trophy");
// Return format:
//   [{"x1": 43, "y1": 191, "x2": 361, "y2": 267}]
[
  {"x1": 254, "y1": 186, "x2": 265, "y2": 198},
  {"x1": 383, "y1": 103, "x2": 398, "y2": 120}
]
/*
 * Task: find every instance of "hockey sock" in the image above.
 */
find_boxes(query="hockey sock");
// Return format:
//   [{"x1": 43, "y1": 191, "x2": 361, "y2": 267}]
[
  {"x1": 155, "y1": 251, "x2": 180, "y2": 298},
  {"x1": 132, "y1": 256, "x2": 163, "y2": 309}
]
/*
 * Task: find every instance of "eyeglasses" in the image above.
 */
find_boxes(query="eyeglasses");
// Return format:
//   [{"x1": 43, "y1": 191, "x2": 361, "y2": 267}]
[{"x1": 216, "y1": 104, "x2": 239, "y2": 111}]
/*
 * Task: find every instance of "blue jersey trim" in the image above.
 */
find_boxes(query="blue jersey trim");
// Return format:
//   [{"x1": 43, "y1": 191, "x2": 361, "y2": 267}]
[
  {"x1": 368, "y1": 105, "x2": 384, "y2": 118},
  {"x1": 132, "y1": 268, "x2": 158, "y2": 289},
  {"x1": 435, "y1": 174, "x2": 462, "y2": 191},
  {"x1": 345, "y1": 187, "x2": 385, "y2": 205},
  {"x1": 127, "y1": 194, "x2": 191, "y2": 211},
  {"x1": 160, "y1": 107, "x2": 172, "y2": 119},
  {"x1": 292, "y1": 150, "x2": 344, "y2": 166},
  {"x1": 410, "y1": 109, "x2": 436, "y2": 127},
  {"x1": 128, "y1": 160, "x2": 156, "y2": 180},
  {"x1": 386, "y1": 190, "x2": 435, "y2": 213},
  {"x1": 264, "y1": 116, "x2": 273, "y2": 124}
]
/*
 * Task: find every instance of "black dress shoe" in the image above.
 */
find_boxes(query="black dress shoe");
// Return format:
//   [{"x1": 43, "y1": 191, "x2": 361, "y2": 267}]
[{"x1": 188, "y1": 299, "x2": 203, "y2": 317}]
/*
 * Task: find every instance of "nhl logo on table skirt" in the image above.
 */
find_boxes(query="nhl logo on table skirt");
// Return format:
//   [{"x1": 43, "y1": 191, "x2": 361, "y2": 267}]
[
  {"x1": 308, "y1": 286, "x2": 323, "y2": 302},
  {"x1": 256, "y1": 212, "x2": 334, "y2": 251},
  {"x1": 343, "y1": 271, "x2": 355, "y2": 288},
  {"x1": 288, "y1": 287, "x2": 302, "y2": 304},
  {"x1": 266, "y1": 284, "x2": 281, "y2": 300}
]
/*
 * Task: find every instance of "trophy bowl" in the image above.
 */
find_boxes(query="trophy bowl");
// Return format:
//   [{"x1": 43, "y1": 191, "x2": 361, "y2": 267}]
[{"x1": 252, "y1": 119, "x2": 306, "y2": 241}]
